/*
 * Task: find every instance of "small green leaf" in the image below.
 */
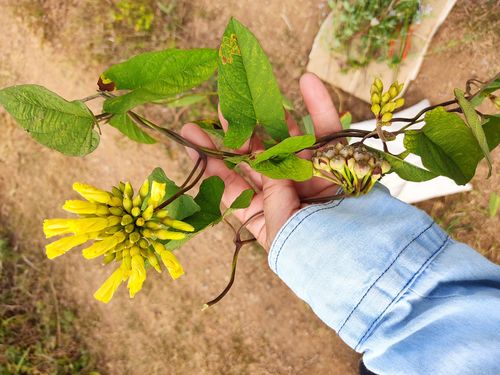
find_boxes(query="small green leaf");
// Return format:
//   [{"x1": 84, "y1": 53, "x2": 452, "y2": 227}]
[
  {"x1": 488, "y1": 192, "x2": 500, "y2": 217},
  {"x1": 230, "y1": 189, "x2": 254, "y2": 209},
  {"x1": 282, "y1": 95, "x2": 295, "y2": 111},
  {"x1": 367, "y1": 147, "x2": 437, "y2": 182},
  {"x1": 404, "y1": 107, "x2": 485, "y2": 185},
  {"x1": 469, "y1": 74, "x2": 500, "y2": 107},
  {"x1": 300, "y1": 115, "x2": 315, "y2": 136},
  {"x1": 108, "y1": 113, "x2": 156, "y2": 144},
  {"x1": 166, "y1": 176, "x2": 224, "y2": 250},
  {"x1": 144, "y1": 168, "x2": 200, "y2": 220},
  {"x1": 340, "y1": 112, "x2": 352, "y2": 129},
  {"x1": 483, "y1": 115, "x2": 500, "y2": 151},
  {"x1": 218, "y1": 18, "x2": 289, "y2": 148},
  {"x1": 251, "y1": 154, "x2": 313, "y2": 181},
  {"x1": 253, "y1": 135, "x2": 315, "y2": 164},
  {"x1": 0, "y1": 85, "x2": 99, "y2": 156},
  {"x1": 165, "y1": 94, "x2": 207, "y2": 108},
  {"x1": 223, "y1": 188, "x2": 254, "y2": 218},
  {"x1": 102, "y1": 48, "x2": 217, "y2": 113},
  {"x1": 193, "y1": 119, "x2": 224, "y2": 139},
  {"x1": 455, "y1": 88, "x2": 492, "y2": 176}
]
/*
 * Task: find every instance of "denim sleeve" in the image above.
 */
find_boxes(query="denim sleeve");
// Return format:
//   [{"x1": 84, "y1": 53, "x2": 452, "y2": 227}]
[{"x1": 268, "y1": 184, "x2": 500, "y2": 375}]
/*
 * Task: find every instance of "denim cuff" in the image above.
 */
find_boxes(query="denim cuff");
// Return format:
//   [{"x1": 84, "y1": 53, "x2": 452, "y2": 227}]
[{"x1": 268, "y1": 184, "x2": 449, "y2": 350}]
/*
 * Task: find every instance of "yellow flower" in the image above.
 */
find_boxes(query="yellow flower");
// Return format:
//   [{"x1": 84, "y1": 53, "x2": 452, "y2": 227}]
[{"x1": 44, "y1": 176, "x2": 193, "y2": 303}]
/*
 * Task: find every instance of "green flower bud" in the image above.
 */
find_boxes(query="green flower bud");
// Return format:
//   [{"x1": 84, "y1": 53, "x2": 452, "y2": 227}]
[
  {"x1": 125, "y1": 224, "x2": 135, "y2": 233},
  {"x1": 139, "y1": 239, "x2": 149, "y2": 249},
  {"x1": 124, "y1": 182, "x2": 134, "y2": 198},
  {"x1": 381, "y1": 92, "x2": 391, "y2": 104},
  {"x1": 109, "y1": 206, "x2": 124, "y2": 216},
  {"x1": 129, "y1": 232, "x2": 141, "y2": 243},
  {"x1": 111, "y1": 186, "x2": 123, "y2": 198},
  {"x1": 154, "y1": 210, "x2": 169, "y2": 219},
  {"x1": 145, "y1": 221, "x2": 162, "y2": 230},
  {"x1": 371, "y1": 104, "x2": 381, "y2": 116},
  {"x1": 103, "y1": 251, "x2": 115, "y2": 265},
  {"x1": 139, "y1": 179, "x2": 149, "y2": 198},
  {"x1": 371, "y1": 93, "x2": 380, "y2": 104},
  {"x1": 142, "y1": 205, "x2": 154, "y2": 221},
  {"x1": 135, "y1": 217, "x2": 145, "y2": 227},
  {"x1": 121, "y1": 214, "x2": 134, "y2": 226},
  {"x1": 395, "y1": 98, "x2": 405, "y2": 109},
  {"x1": 133, "y1": 195, "x2": 142, "y2": 207},
  {"x1": 374, "y1": 78, "x2": 383, "y2": 91},
  {"x1": 389, "y1": 86, "x2": 398, "y2": 99},
  {"x1": 122, "y1": 196, "x2": 133, "y2": 212},
  {"x1": 131, "y1": 207, "x2": 141, "y2": 217}
]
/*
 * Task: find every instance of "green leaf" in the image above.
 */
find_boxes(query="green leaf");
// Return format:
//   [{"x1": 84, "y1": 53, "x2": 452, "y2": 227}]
[
  {"x1": 282, "y1": 95, "x2": 295, "y2": 111},
  {"x1": 251, "y1": 154, "x2": 313, "y2": 181},
  {"x1": 455, "y1": 88, "x2": 492, "y2": 176},
  {"x1": 218, "y1": 18, "x2": 289, "y2": 148},
  {"x1": 340, "y1": 112, "x2": 352, "y2": 129},
  {"x1": 108, "y1": 113, "x2": 156, "y2": 144},
  {"x1": 166, "y1": 176, "x2": 224, "y2": 250},
  {"x1": 469, "y1": 74, "x2": 500, "y2": 107},
  {"x1": 0, "y1": 85, "x2": 99, "y2": 156},
  {"x1": 102, "y1": 48, "x2": 217, "y2": 113},
  {"x1": 367, "y1": 147, "x2": 437, "y2": 182},
  {"x1": 193, "y1": 119, "x2": 224, "y2": 139},
  {"x1": 253, "y1": 135, "x2": 315, "y2": 163},
  {"x1": 165, "y1": 94, "x2": 207, "y2": 108},
  {"x1": 144, "y1": 167, "x2": 200, "y2": 220},
  {"x1": 483, "y1": 115, "x2": 500, "y2": 151},
  {"x1": 403, "y1": 107, "x2": 484, "y2": 185},
  {"x1": 488, "y1": 192, "x2": 500, "y2": 217},
  {"x1": 230, "y1": 189, "x2": 254, "y2": 209},
  {"x1": 300, "y1": 115, "x2": 315, "y2": 136},
  {"x1": 224, "y1": 188, "x2": 255, "y2": 218}
]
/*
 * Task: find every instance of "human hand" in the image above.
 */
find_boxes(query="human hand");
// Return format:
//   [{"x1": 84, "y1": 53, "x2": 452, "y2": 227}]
[{"x1": 181, "y1": 73, "x2": 342, "y2": 250}]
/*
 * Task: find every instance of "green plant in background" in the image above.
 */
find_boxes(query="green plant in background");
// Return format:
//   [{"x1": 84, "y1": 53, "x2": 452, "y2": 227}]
[
  {"x1": 0, "y1": 234, "x2": 99, "y2": 373},
  {"x1": 114, "y1": 0, "x2": 154, "y2": 32},
  {"x1": 328, "y1": 0, "x2": 420, "y2": 70},
  {"x1": 0, "y1": 17, "x2": 498, "y2": 306}
]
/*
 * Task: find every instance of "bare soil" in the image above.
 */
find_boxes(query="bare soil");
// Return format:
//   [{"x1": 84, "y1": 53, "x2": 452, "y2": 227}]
[{"x1": 0, "y1": 1, "x2": 498, "y2": 374}]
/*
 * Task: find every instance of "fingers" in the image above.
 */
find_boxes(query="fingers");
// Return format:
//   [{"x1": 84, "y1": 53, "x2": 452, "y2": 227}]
[
  {"x1": 300, "y1": 73, "x2": 341, "y2": 137},
  {"x1": 261, "y1": 175, "x2": 300, "y2": 248}
]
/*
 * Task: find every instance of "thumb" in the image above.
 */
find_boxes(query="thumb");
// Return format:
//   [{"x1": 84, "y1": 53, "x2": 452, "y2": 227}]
[{"x1": 261, "y1": 176, "x2": 300, "y2": 249}]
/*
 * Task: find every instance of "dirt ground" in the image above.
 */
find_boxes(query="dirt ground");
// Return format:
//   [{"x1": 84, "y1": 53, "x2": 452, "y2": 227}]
[{"x1": 0, "y1": 1, "x2": 498, "y2": 374}]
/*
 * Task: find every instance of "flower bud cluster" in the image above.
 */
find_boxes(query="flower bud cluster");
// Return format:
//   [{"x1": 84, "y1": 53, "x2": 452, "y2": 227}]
[
  {"x1": 370, "y1": 78, "x2": 405, "y2": 125},
  {"x1": 312, "y1": 143, "x2": 391, "y2": 196},
  {"x1": 43, "y1": 178, "x2": 195, "y2": 303}
]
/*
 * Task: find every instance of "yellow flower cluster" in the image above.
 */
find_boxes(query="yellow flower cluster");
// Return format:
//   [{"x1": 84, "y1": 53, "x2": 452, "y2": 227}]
[
  {"x1": 370, "y1": 78, "x2": 405, "y2": 125},
  {"x1": 43, "y1": 179, "x2": 195, "y2": 303},
  {"x1": 312, "y1": 143, "x2": 391, "y2": 196}
]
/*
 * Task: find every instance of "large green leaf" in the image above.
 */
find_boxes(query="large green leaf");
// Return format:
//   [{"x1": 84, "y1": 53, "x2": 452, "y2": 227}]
[
  {"x1": 166, "y1": 176, "x2": 224, "y2": 250},
  {"x1": 251, "y1": 154, "x2": 313, "y2": 181},
  {"x1": 404, "y1": 107, "x2": 484, "y2": 185},
  {"x1": 367, "y1": 147, "x2": 437, "y2": 182},
  {"x1": 218, "y1": 18, "x2": 289, "y2": 148},
  {"x1": 455, "y1": 88, "x2": 492, "y2": 176},
  {"x1": 253, "y1": 135, "x2": 315, "y2": 163},
  {"x1": 108, "y1": 113, "x2": 156, "y2": 144},
  {"x1": 143, "y1": 167, "x2": 200, "y2": 220},
  {"x1": 102, "y1": 48, "x2": 217, "y2": 113},
  {"x1": 0, "y1": 85, "x2": 98, "y2": 156}
]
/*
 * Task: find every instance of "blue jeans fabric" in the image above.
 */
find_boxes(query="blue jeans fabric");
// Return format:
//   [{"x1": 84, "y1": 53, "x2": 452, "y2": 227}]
[{"x1": 268, "y1": 184, "x2": 500, "y2": 374}]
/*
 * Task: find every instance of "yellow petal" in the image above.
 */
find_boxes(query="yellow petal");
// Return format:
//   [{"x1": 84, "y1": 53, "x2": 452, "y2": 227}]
[
  {"x1": 71, "y1": 217, "x2": 112, "y2": 235},
  {"x1": 43, "y1": 219, "x2": 73, "y2": 238},
  {"x1": 94, "y1": 267, "x2": 124, "y2": 303},
  {"x1": 73, "y1": 182, "x2": 111, "y2": 204},
  {"x1": 45, "y1": 234, "x2": 89, "y2": 259},
  {"x1": 82, "y1": 231, "x2": 126, "y2": 259},
  {"x1": 159, "y1": 250, "x2": 184, "y2": 279},
  {"x1": 63, "y1": 200, "x2": 109, "y2": 216}
]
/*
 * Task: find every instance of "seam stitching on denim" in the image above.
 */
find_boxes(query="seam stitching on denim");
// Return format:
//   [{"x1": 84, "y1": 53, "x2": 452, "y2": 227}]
[
  {"x1": 273, "y1": 198, "x2": 344, "y2": 273},
  {"x1": 337, "y1": 221, "x2": 436, "y2": 334},
  {"x1": 354, "y1": 235, "x2": 450, "y2": 350}
]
